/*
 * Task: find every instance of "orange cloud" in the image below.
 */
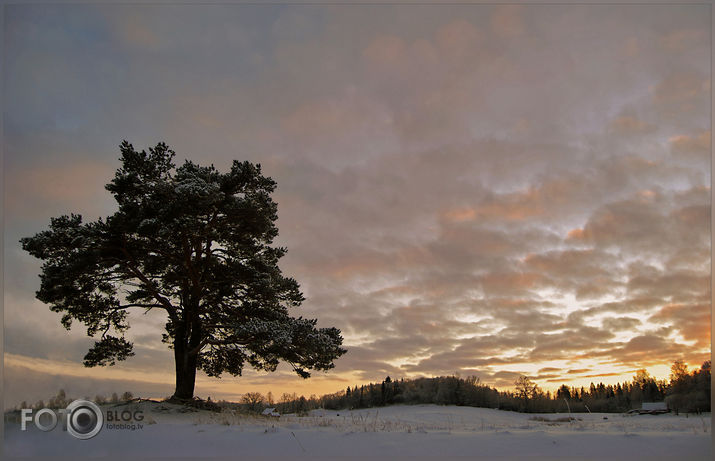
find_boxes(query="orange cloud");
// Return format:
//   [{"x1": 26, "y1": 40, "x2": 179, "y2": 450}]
[
  {"x1": 580, "y1": 372, "x2": 623, "y2": 379},
  {"x1": 610, "y1": 115, "x2": 655, "y2": 134},
  {"x1": 473, "y1": 188, "x2": 544, "y2": 221},
  {"x1": 442, "y1": 207, "x2": 477, "y2": 222},
  {"x1": 475, "y1": 202, "x2": 542, "y2": 221},
  {"x1": 475, "y1": 177, "x2": 585, "y2": 223},
  {"x1": 669, "y1": 130, "x2": 710, "y2": 156},
  {"x1": 650, "y1": 303, "x2": 711, "y2": 347},
  {"x1": 567, "y1": 369, "x2": 591, "y2": 375},
  {"x1": 566, "y1": 228, "x2": 586, "y2": 240}
]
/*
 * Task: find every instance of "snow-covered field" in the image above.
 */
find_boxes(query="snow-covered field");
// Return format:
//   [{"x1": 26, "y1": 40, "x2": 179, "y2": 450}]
[{"x1": 4, "y1": 402, "x2": 711, "y2": 459}]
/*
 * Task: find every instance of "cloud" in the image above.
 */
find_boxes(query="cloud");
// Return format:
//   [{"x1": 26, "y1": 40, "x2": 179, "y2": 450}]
[
  {"x1": 653, "y1": 72, "x2": 709, "y2": 117},
  {"x1": 529, "y1": 327, "x2": 615, "y2": 362},
  {"x1": 609, "y1": 114, "x2": 655, "y2": 135},
  {"x1": 363, "y1": 34, "x2": 407, "y2": 68},
  {"x1": 649, "y1": 303, "x2": 711, "y2": 347},
  {"x1": 524, "y1": 249, "x2": 611, "y2": 282},
  {"x1": 567, "y1": 369, "x2": 591, "y2": 375},
  {"x1": 580, "y1": 372, "x2": 624, "y2": 379},
  {"x1": 472, "y1": 189, "x2": 545, "y2": 221},
  {"x1": 4, "y1": 361, "x2": 173, "y2": 409},
  {"x1": 660, "y1": 28, "x2": 708, "y2": 53},
  {"x1": 277, "y1": 87, "x2": 397, "y2": 168},
  {"x1": 491, "y1": 5, "x2": 524, "y2": 38},
  {"x1": 442, "y1": 207, "x2": 477, "y2": 223},
  {"x1": 589, "y1": 335, "x2": 690, "y2": 367},
  {"x1": 601, "y1": 317, "x2": 642, "y2": 332},
  {"x1": 5, "y1": 161, "x2": 116, "y2": 220},
  {"x1": 4, "y1": 4, "x2": 710, "y2": 400},
  {"x1": 669, "y1": 130, "x2": 710, "y2": 158},
  {"x1": 434, "y1": 19, "x2": 484, "y2": 64},
  {"x1": 568, "y1": 188, "x2": 709, "y2": 258},
  {"x1": 622, "y1": 37, "x2": 639, "y2": 58},
  {"x1": 627, "y1": 268, "x2": 710, "y2": 301}
]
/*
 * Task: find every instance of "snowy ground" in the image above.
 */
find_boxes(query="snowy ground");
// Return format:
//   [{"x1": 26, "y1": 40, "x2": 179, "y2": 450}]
[{"x1": 4, "y1": 402, "x2": 711, "y2": 459}]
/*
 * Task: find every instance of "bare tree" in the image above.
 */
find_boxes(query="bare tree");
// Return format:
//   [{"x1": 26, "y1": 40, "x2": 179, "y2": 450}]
[
  {"x1": 241, "y1": 392, "x2": 265, "y2": 412},
  {"x1": 514, "y1": 375, "x2": 539, "y2": 409}
]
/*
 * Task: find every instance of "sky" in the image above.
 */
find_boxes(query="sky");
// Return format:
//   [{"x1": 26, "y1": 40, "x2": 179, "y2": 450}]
[{"x1": 2, "y1": 3, "x2": 711, "y2": 407}]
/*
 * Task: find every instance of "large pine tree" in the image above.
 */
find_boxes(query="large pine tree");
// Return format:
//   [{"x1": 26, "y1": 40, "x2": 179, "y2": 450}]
[{"x1": 21, "y1": 141, "x2": 346, "y2": 400}]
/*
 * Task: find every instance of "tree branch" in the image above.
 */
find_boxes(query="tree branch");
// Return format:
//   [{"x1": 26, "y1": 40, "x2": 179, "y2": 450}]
[
  {"x1": 119, "y1": 245, "x2": 179, "y2": 322},
  {"x1": 116, "y1": 303, "x2": 164, "y2": 310}
]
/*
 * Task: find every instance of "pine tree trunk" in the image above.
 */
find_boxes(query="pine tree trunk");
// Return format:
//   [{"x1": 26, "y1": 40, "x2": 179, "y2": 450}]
[
  {"x1": 172, "y1": 348, "x2": 198, "y2": 400},
  {"x1": 171, "y1": 323, "x2": 198, "y2": 401}
]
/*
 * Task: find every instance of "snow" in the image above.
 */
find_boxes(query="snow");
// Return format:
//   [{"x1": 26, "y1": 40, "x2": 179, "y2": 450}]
[{"x1": 4, "y1": 403, "x2": 711, "y2": 459}]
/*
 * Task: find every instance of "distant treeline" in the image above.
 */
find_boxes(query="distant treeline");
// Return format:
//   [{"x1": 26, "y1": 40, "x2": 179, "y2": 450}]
[
  {"x1": 12, "y1": 390, "x2": 135, "y2": 412},
  {"x1": 255, "y1": 360, "x2": 710, "y2": 415},
  {"x1": 10, "y1": 361, "x2": 709, "y2": 417}
]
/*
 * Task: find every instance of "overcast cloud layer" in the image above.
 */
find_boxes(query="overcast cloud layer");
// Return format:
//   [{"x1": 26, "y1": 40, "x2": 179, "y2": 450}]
[{"x1": 3, "y1": 4, "x2": 711, "y2": 407}]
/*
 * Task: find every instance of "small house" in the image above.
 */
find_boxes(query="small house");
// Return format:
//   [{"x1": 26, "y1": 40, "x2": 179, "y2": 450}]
[
  {"x1": 261, "y1": 407, "x2": 280, "y2": 417},
  {"x1": 640, "y1": 402, "x2": 668, "y2": 414}
]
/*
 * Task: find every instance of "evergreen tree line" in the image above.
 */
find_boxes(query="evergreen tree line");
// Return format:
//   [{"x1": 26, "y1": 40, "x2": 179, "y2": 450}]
[
  {"x1": 10, "y1": 361, "x2": 708, "y2": 416},
  {"x1": 257, "y1": 361, "x2": 710, "y2": 415}
]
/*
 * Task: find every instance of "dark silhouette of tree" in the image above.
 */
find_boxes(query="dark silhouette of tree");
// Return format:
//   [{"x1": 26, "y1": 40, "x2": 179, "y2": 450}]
[
  {"x1": 21, "y1": 141, "x2": 346, "y2": 401},
  {"x1": 241, "y1": 392, "x2": 265, "y2": 413},
  {"x1": 666, "y1": 360, "x2": 711, "y2": 414},
  {"x1": 514, "y1": 376, "x2": 539, "y2": 410},
  {"x1": 670, "y1": 360, "x2": 688, "y2": 383},
  {"x1": 296, "y1": 396, "x2": 308, "y2": 415},
  {"x1": 556, "y1": 384, "x2": 571, "y2": 400}
]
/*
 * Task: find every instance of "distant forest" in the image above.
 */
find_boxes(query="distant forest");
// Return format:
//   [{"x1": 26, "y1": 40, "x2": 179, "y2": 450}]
[
  {"x1": 10, "y1": 361, "x2": 709, "y2": 417},
  {"x1": 252, "y1": 360, "x2": 710, "y2": 415}
]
